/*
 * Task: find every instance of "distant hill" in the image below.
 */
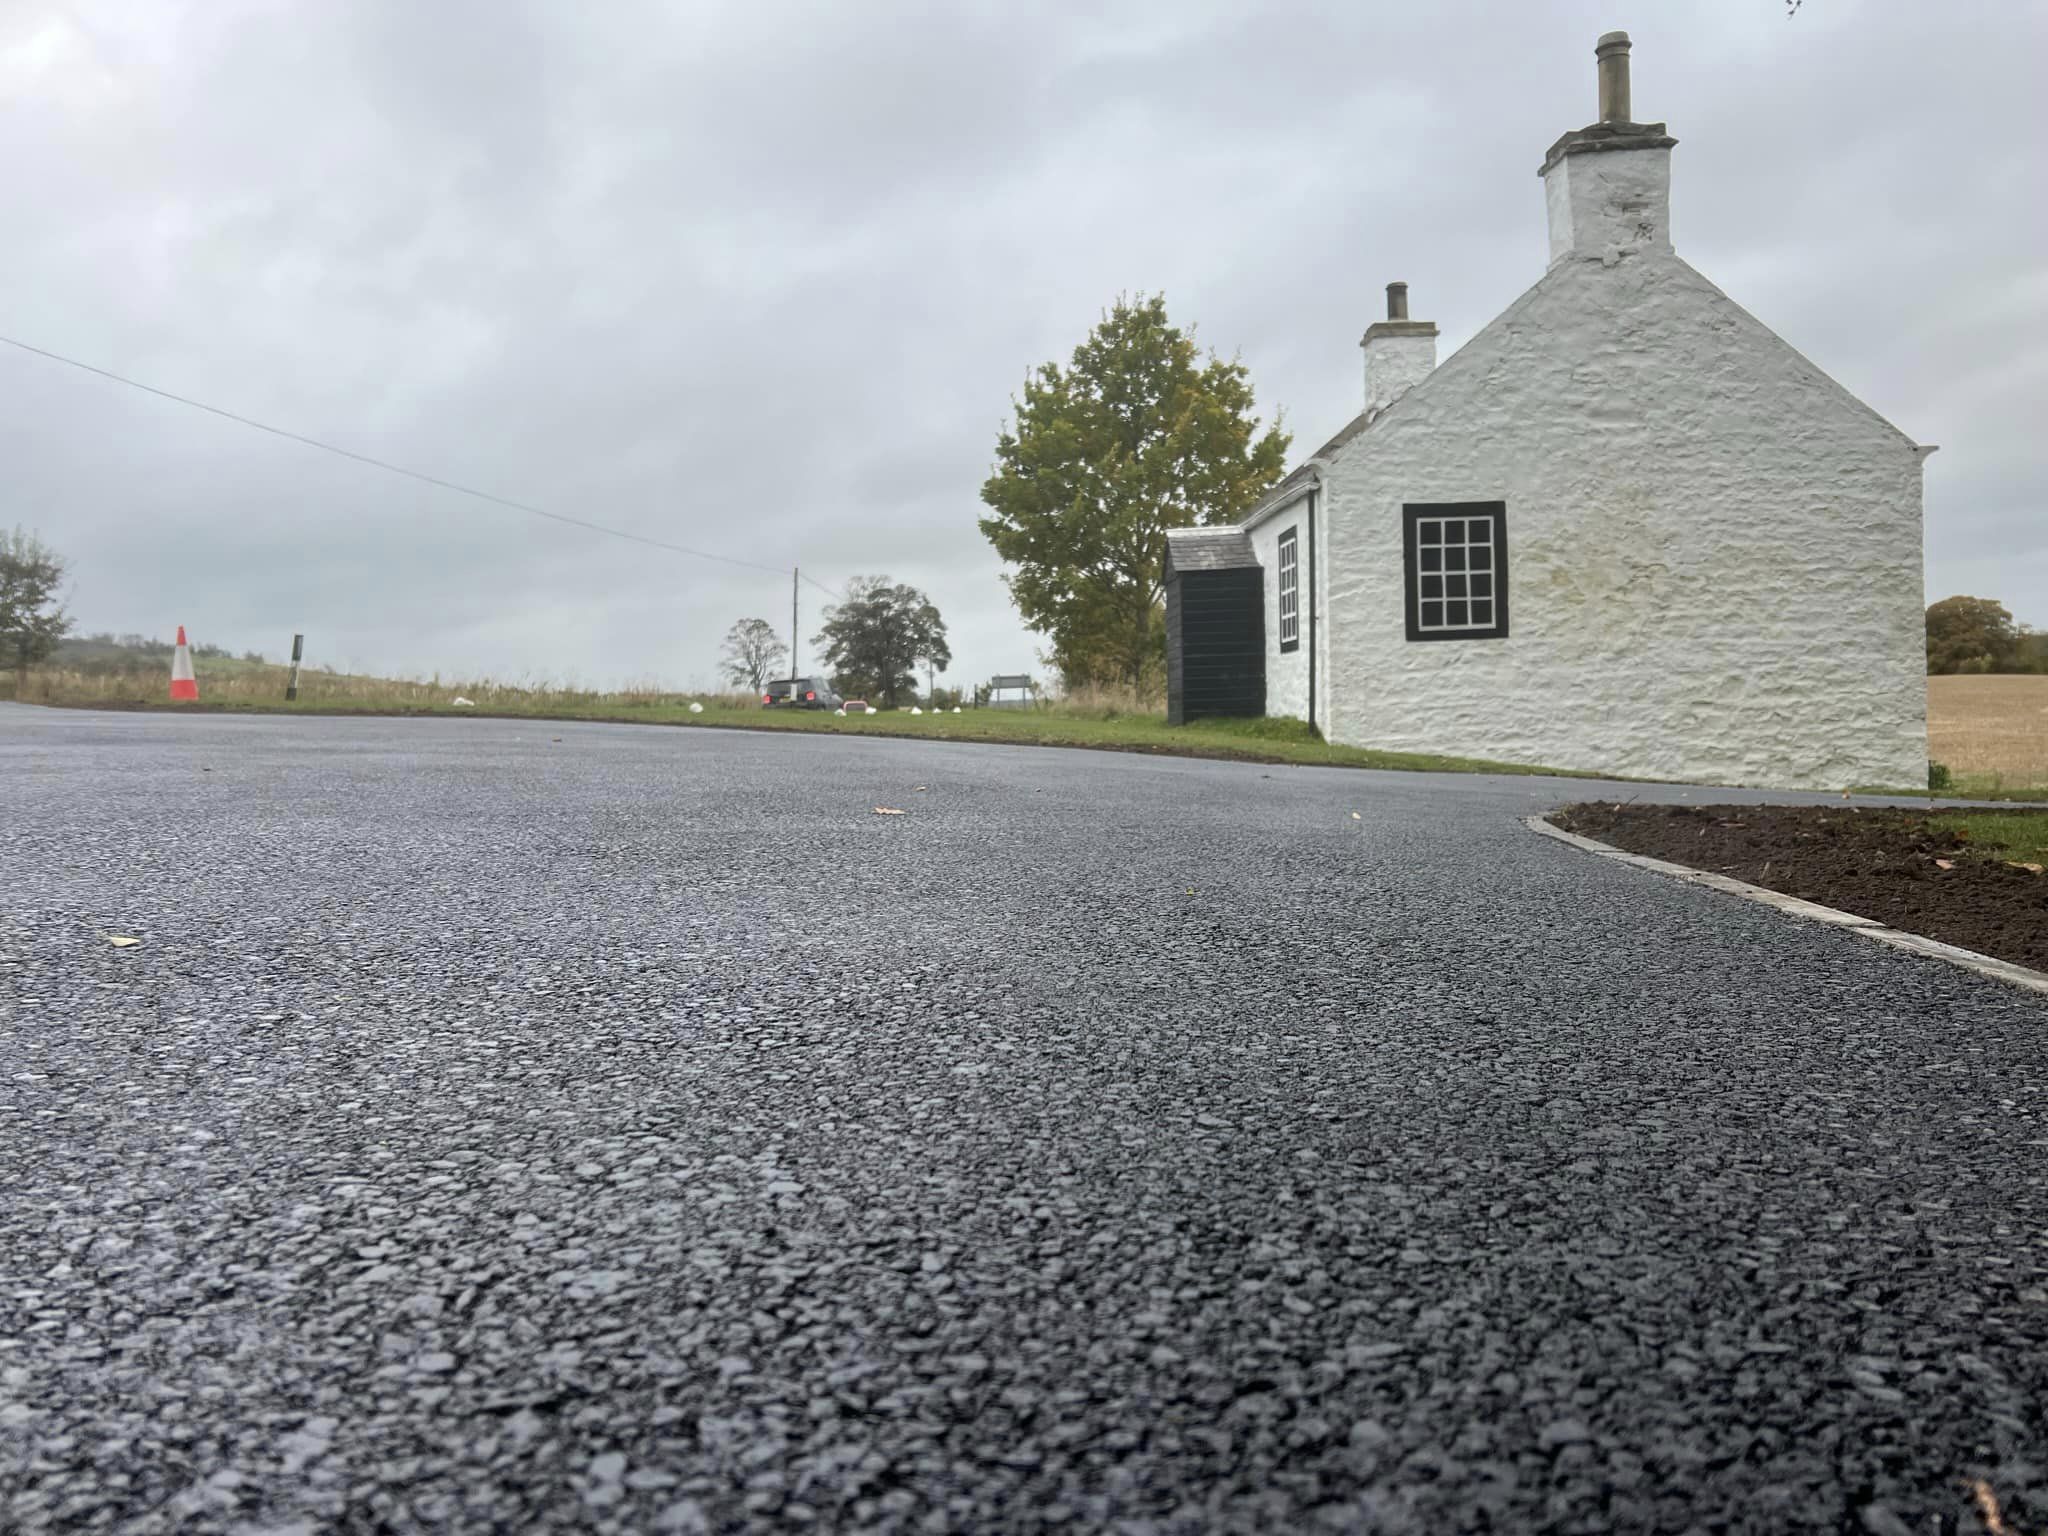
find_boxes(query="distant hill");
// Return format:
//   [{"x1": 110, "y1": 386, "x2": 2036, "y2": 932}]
[{"x1": 54, "y1": 632, "x2": 271, "y2": 674}]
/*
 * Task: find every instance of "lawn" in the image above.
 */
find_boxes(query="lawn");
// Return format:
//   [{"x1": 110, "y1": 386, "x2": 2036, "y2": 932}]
[
  {"x1": 1931, "y1": 809, "x2": 2048, "y2": 865},
  {"x1": 2, "y1": 662, "x2": 1571, "y2": 778},
  {"x1": 9, "y1": 658, "x2": 2046, "y2": 796}
]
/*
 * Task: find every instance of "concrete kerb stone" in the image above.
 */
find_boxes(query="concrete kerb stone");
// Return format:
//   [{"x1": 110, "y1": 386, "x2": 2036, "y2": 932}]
[{"x1": 1524, "y1": 814, "x2": 2048, "y2": 1000}]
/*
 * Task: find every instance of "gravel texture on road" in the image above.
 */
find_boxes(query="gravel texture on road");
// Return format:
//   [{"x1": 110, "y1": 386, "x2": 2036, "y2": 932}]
[{"x1": 3, "y1": 707, "x2": 2044, "y2": 1534}]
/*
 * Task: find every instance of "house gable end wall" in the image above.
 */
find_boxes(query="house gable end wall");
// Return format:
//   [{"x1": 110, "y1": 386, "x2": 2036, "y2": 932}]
[{"x1": 1319, "y1": 251, "x2": 1927, "y2": 789}]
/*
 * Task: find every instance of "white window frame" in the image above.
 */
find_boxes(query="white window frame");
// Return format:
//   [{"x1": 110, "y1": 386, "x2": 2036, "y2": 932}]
[{"x1": 1277, "y1": 528, "x2": 1300, "y2": 652}]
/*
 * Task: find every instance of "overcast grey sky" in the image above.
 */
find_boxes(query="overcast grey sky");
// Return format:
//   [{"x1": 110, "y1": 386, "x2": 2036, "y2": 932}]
[{"x1": 4, "y1": 0, "x2": 2042, "y2": 690}]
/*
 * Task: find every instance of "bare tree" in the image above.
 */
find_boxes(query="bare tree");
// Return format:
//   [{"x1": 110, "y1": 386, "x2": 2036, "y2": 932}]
[
  {"x1": 0, "y1": 527, "x2": 72, "y2": 695},
  {"x1": 720, "y1": 616, "x2": 789, "y2": 692}
]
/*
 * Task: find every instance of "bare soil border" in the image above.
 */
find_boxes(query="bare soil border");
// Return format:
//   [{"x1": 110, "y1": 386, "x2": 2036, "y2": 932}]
[{"x1": 1525, "y1": 815, "x2": 2048, "y2": 999}]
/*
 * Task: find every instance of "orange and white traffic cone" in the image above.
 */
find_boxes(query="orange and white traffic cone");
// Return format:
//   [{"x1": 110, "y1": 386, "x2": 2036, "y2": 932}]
[{"x1": 169, "y1": 625, "x2": 199, "y2": 701}]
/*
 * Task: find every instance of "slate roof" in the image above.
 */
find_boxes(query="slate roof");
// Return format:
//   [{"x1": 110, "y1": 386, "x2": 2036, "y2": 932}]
[{"x1": 1163, "y1": 526, "x2": 1259, "y2": 576}]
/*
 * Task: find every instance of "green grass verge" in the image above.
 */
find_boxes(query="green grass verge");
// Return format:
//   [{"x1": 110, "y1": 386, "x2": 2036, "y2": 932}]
[
  {"x1": 36, "y1": 692, "x2": 1594, "y2": 779},
  {"x1": 23, "y1": 679, "x2": 2045, "y2": 798},
  {"x1": 1931, "y1": 809, "x2": 2048, "y2": 864},
  {"x1": 1849, "y1": 783, "x2": 2048, "y2": 804}
]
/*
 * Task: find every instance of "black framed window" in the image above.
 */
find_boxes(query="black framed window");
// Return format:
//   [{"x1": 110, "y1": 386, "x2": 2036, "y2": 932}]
[
  {"x1": 1404, "y1": 502, "x2": 1508, "y2": 641},
  {"x1": 1277, "y1": 528, "x2": 1300, "y2": 652}
]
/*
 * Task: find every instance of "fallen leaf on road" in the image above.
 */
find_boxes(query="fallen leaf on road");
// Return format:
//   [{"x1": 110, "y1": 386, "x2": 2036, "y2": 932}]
[
  {"x1": 1970, "y1": 1479, "x2": 2018, "y2": 1536},
  {"x1": 1934, "y1": 858, "x2": 1955, "y2": 870},
  {"x1": 873, "y1": 807, "x2": 905, "y2": 816},
  {"x1": 913, "y1": 785, "x2": 928, "y2": 792},
  {"x1": 105, "y1": 935, "x2": 141, "y2": 948}
]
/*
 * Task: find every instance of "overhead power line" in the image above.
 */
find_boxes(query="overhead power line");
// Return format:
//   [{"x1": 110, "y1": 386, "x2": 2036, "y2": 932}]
[{"x1": 0, "y1": 332, "x2": 796, "y2": 579}]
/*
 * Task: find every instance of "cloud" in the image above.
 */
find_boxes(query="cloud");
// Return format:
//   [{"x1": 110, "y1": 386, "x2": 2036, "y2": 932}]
[{"x1": 3, "y1": 0, "x2": 2041, "y2": 695}]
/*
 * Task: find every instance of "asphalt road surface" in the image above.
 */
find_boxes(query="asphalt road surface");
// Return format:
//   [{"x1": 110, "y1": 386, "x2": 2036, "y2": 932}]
[{"x1": 3, "y1": 707, "x2": 2044, "y2": 1535}]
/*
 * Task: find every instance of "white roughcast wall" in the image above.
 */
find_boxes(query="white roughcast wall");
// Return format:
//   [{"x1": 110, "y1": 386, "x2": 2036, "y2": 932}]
[
  {"x1": 1322, "y1": 250, "x2": 1927, "y2": 790},
  {"x1": 1249, "y1": 499, "x2": 1311, "y2": 722}
]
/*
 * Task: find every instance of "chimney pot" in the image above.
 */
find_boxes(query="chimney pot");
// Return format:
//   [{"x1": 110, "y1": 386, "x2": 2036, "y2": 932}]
[
  {"x1": 1386, "y1": 281, "x2": 1409, "y2": 321},
  {"x1": 1595, "y1": 30, "x2": 1632, "y2": 123}
]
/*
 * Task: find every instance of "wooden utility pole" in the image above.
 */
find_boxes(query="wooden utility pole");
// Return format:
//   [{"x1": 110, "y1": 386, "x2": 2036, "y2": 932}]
[{"x1": 285, "y1": 634, "x2": 303, "y2": 700}]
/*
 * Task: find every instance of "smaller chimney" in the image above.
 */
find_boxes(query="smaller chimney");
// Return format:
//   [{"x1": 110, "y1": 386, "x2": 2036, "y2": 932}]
[
  {"x1": 1596, "y1": 31, "x2": 1631, "y2": 123},
  {"x1": 1359, "y1": 282, "x2": 1437, "y2": 415}
]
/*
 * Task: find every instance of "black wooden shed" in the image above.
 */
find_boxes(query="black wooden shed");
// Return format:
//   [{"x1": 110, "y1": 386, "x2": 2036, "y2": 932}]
[{"x1": 1163, "y1": 527, "x2": 1265, "y2": 726}]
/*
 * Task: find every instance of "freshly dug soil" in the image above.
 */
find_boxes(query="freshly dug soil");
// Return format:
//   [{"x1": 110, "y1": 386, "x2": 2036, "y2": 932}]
[{"x1": 1552, "y1": 803, "x2": 2048, "y2": 974}]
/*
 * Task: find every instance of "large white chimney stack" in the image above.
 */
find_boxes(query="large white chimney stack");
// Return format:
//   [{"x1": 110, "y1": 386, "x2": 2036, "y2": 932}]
[
  {"x1": 1359, "y1": 281, "x2": 1438, "y2": 415},
  {"x1": 1540, "y1": 32, "x2": 1677, "y2": 266}
]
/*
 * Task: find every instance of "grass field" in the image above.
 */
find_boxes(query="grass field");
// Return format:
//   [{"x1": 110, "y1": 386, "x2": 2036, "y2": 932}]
[
  {"x1": 8, "y1": 660, "x2": 2045, "y2": 795},
  {"x1": 0, "y1": 661, "x2": 1571, "y2": 778}
]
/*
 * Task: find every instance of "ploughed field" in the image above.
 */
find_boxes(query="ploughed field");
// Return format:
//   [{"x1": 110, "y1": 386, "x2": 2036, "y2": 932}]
[{"x1": 1928, "y1": 672, "x2": 2048, "y2": 795}]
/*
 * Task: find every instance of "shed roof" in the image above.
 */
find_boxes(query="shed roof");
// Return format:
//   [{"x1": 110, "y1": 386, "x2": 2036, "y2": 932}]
[{"x1": 1164, "y1": 526, "x2": 1259, "y2": 577}]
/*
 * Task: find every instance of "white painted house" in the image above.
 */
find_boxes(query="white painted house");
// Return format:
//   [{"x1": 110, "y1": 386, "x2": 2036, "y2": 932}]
[{"x1": 1165, "y1": 32, "x2": 1932, "y2": 790}]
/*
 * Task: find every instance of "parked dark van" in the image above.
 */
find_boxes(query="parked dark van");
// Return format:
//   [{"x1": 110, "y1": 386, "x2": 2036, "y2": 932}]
[{"x1": 762, "y1": 677, "x2": 843, "y2": 711}]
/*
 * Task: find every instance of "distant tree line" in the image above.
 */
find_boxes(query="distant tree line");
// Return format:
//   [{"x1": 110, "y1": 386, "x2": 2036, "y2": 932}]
[
  {"x1": 1926, "y1": 596, "x2": 2048, "y2": 674},
  {"x1": 60, "y1": 631, "x2": 257, "y2": 662}
]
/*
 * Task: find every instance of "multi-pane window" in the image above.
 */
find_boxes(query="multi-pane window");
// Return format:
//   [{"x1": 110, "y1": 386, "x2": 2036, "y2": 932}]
[
  {"x1": 1404, "y1": 502, "x2": 1508, "y2": 641},
  {"x1": 1277, "y1": 528, "x2": 1300, "y2": 652}
]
